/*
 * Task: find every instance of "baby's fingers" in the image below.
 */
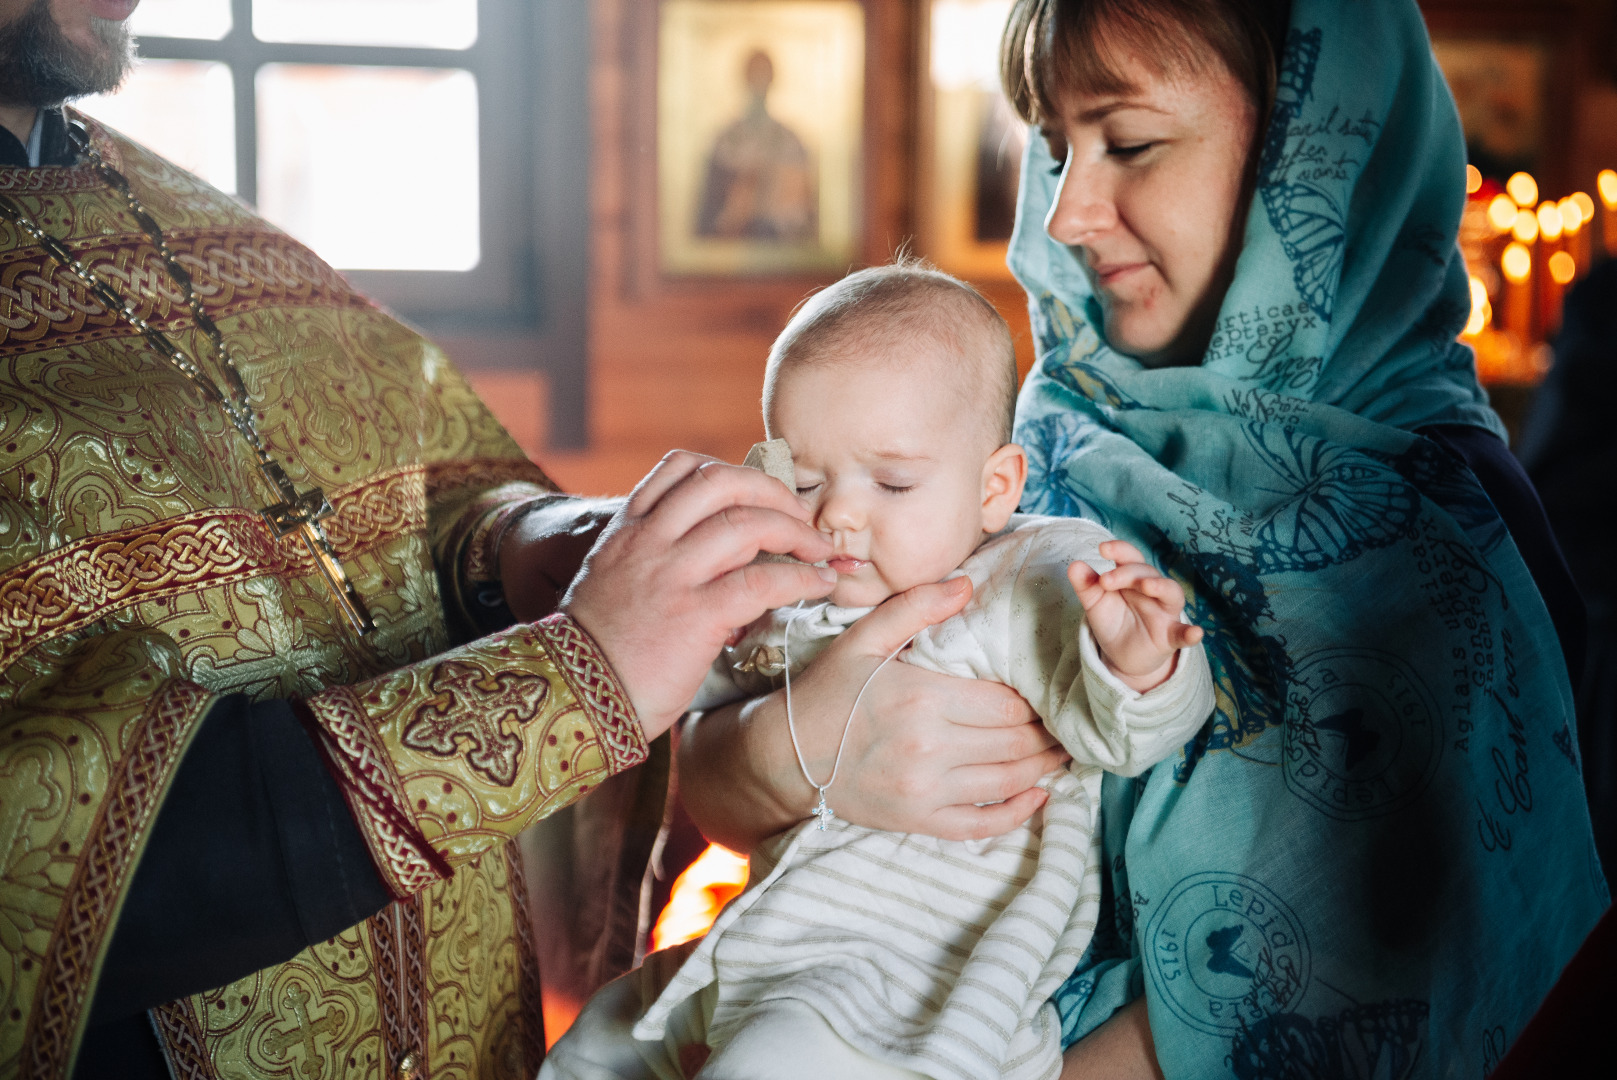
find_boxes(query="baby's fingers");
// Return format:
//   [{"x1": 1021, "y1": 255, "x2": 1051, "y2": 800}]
[
  {"x1": 1066, "y1": 561, "x2": 1107, "y2": 607},
  {"x1": 1169, "y1": 622, "x2": 1205, "y2": 649},
  {"x1": 1098, "y1": 539, "x2": 1147, "y2": 566},
  {"x1": 1134, "y1": 573, "x2": 1188, "y2": 610},
  {"x1": 1098, "y1": 562, "x2": 1164, "y2": 594}
]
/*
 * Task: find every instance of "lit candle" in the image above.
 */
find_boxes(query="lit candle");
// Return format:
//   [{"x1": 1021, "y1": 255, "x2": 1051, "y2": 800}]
[
  {"x1": 1499, "y1": 241, "x2": 1533, "y2": 343},
  {"x1": 1507, "y1": 171, "x2": 1539, "y2": 208},
  {"x1": 1599, "y1": 170, "x2": 1617, "y2": 259},
  {"x1": 1558, "y1": 194, "x2": 1584, "y2": 278},
  {"x1": 1486, "y1": 194, "x2": 1518, "y2": 233},
  {"x1": 1537, "y1": 201, "x2": 1565, "y2": 332}
]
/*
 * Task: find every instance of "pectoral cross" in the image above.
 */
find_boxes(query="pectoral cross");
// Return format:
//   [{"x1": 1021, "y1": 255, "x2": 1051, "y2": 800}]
[{"x1": 258, "y1": 459, "x2": 375, "y2": 635}]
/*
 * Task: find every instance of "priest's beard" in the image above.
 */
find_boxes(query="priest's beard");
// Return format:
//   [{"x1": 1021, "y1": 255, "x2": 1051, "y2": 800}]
[{"x1": 0, "y1": 0, "x2": 133, "y2": 106}]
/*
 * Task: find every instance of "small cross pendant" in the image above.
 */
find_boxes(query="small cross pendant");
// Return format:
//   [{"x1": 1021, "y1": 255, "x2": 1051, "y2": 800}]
[
  {"x1": 812, "y1": 791, "x2": 835, "y2": 831},
  {"x1": 259, "y1": 461, "x2": 375, "y2": 635}
]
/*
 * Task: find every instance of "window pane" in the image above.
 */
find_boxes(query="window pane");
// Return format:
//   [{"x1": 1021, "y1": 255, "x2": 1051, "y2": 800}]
[
  {"x1": 253, "y1": 0, "x2": 477, "y2": 50},
  {"x1": 128, "y1": 0, "x2": 232, "y2": 40},
  {"x1": 926, "y1": 0, "x2": 1023, "y2": 273},
  {"x1": 78, "y1": 60, "x2": 236, "y2": 193},
  {"x1": 256, "y1": 65, "x2": 479, "y2": 271}
]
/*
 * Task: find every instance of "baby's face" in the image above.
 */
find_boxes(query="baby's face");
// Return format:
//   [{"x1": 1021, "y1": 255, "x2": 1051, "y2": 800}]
[{"x1": 768, "y1": 350, "x2": 1015, "y2": 608}]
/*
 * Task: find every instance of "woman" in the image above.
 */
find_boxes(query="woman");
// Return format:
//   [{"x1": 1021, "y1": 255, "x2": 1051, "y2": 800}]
[{"x1": 680, "y1": 0, "x2": 1605, "y2": 1074}]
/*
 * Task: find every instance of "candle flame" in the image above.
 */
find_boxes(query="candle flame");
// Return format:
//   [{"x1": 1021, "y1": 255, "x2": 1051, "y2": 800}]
[
  {"x1": 1511, "y1": 208, "x2": 1538, "y2": 244},
  {"x1": 1548, "y1": 251, "x2": 1576, "y2": 285},
  {"x1": 1501, "y1": 242, "x2": 1532, "y2": 284},
  {"x1": 1537, "y1": 201, "x2": 1563, "y2": 240},
  {"x1": 1487, "y1": 194, "x2": 1517, "y2": 232},
  {"x1": 1558, "y1": 196, "x2": 1584, "y2": 235},
  {"x1": 1507, "y1": 172, "x2": 1539, "y2": 207},
  {"x1": 1599, "y1": 170, "x2": 1617, "y2": 209},
  {"x1": 1463, "y1": 276, "x2": 1490, "y2": 336},
  {"x1": 651, "y1": 843, "x2": 750, "y2": 952}
]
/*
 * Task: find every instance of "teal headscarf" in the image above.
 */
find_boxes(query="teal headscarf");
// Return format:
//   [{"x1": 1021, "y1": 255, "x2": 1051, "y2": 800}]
[{"x1": 1010, "y1": 0, "x2": 1608, "y2": 1073}]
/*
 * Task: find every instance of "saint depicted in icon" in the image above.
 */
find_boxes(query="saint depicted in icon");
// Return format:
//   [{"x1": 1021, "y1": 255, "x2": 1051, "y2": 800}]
[{"x1": 695, "y1": 49, "x2": 817, "y2": 242}]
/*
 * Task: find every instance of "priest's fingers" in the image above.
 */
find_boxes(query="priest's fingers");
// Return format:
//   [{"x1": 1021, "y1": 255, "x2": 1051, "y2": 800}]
[
  {"x1": 641, "y1": 458, "x2": 814, "y2": 540},
  {"x1": 1097, "y1": 539, "x2": 1147, "y2": 566},
  {"x1": 622, "y1": 449, "x2": 720, "y2": 515},
  {"x1": 924, "y1": 788, "x2": 1051, "y2": 843},
  {"x1": 676, "y1": 504, "x2": 834, "y2": 578},
  {"x1": 705, "y1": 560, "x2": 840, "y2": 628}
]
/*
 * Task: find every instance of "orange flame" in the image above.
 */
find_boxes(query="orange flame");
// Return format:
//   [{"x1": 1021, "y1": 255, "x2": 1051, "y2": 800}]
[{"x1": 651, "y1": 843, "x2": 750, "y2": 952}]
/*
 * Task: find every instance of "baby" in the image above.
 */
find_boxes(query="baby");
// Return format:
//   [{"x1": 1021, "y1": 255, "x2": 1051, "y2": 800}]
[{"x1": 544, "y1": 263, "x2": 1213, "y2": 1080}]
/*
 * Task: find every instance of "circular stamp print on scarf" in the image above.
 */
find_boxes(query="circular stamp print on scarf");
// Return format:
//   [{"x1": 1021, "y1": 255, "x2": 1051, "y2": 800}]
[
  {"x1": 1146, "y1": 873, "x2": 1310, "y2": 1035},
  {"x1": 1282, "y1": 648, "x2": 1442, "y2": 820}
]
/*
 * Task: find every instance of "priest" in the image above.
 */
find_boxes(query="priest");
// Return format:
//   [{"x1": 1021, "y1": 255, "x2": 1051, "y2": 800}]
[{"x1": 0, "y1": 2, "x2": 837, "y2": 1078}]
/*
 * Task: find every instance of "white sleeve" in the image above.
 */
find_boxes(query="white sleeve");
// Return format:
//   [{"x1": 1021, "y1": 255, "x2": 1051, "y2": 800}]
[{"x1": 904, "y1": 517, "x2": 1214, "y2": 776}]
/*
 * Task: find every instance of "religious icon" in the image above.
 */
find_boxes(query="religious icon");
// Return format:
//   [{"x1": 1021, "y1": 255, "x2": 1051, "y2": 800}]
[
  {"x1": 695, "y1": 50, "x2": 817, "y2": 243},
  {"x1": 920, "y1": 0, "x2": 1026, "y2": 280},
  {"x1": 1431, "y1": 38, "x2": 1547, "y2": 183},
  {"x1": 659, "y1": 0, "x2": 864, "y2": 276}
]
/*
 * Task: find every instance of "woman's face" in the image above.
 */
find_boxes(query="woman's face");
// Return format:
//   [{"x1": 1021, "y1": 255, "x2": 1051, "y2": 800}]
[{"x1": 1042, "y1": 46, "x2": 1258, "y2": 367}]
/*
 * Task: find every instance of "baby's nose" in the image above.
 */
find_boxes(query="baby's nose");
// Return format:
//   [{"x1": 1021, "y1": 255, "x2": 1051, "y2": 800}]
[{"x1": 815, "y1": 491, "x2": 864, "y2": 533}]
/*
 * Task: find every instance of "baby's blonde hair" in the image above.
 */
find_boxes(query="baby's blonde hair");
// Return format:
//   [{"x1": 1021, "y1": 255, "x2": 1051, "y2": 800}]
[{"x1": 763, "y1": 257, "x2": 1018, "y2": 447}]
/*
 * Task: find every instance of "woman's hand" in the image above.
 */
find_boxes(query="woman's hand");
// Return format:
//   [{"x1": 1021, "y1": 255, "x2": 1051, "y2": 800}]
[
  {"x1": 1069, "y1": 540, "x2": 1203, "y2": 693},
  {"x1": 679, "y1": 576, "x2": 1070, "y2": 851},
  {"x1": 1059, "y1": 998, "x2": 1162, "y2": 1079},
  {"x1": 563, "y1": 451, "x2": 836, "y2": 742}
]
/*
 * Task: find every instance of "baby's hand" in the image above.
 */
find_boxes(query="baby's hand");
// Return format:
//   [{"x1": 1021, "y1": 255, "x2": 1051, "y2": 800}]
[{"x1": 1067, "y1": 540, "x2": 1204, "y2": 693}]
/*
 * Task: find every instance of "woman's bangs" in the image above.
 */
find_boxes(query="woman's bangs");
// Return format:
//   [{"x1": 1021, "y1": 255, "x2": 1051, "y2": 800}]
[{"x1": 1004, "y1": 0, "x2": 1223, "y2": 127}]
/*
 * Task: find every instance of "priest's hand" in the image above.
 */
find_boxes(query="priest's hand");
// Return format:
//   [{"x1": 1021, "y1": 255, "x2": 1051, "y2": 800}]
[
  {"x1": 500, "y1": 495, "x2": 624, "y2": 621},
  {"x1": 680, "y1": 577, "x2": 1069, "y2": 851},
  {"x1": 562, "y1": 450, "x2": 836, "y2": 742}
]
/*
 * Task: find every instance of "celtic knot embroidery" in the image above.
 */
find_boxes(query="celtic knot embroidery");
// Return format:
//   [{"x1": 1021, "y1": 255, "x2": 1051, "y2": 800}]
[{"x1": 401, "y1": 660, "x2": 548, "y2": 786}]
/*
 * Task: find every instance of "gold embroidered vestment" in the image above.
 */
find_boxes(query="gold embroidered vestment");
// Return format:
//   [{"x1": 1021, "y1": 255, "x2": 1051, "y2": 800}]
[{"x1": 0, "y1": 115, "x2": 650, "y2": 1080}]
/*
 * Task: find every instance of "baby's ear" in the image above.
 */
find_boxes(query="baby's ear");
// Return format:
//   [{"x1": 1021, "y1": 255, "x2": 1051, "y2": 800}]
[{"x1": 980, "y1": 443, "x2": 1027, "y2": 533}]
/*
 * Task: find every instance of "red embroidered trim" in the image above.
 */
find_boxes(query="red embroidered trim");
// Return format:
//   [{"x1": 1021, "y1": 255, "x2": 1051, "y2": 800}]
[
  {"x1": 364, "y1": 897, "x2": 428, "y2": 1075},
  {"x1": 504, "y1": 840, "x2": 548, "y2": 1074},
  {"x1": 0, "y1": 466, "x2": 427, "y2": 673},
  {"x1": 297, "y1": 688, "x2": 451, "y2": 900},
  {"x1": 398, "y1": 897, "x2": 429, "y2": 1072},
  {"x1": 22, "y1": 680, "x2": 214, "y2": 1080},
  {"x1": 424, "y1": 458, "x2": 556, "y2": 503},
  {"x1": 533, "y1": 614, "x2": 648, "y2": 774},
  {"x1": 151, "y1": 996, "x2": 215, "y2": 1080},
  {"x1": 0, "y1": 230, "x2": 374, "y2": 358},
  {"x1": 319, "y1": 465, "x2": 428, "y2": 556}
]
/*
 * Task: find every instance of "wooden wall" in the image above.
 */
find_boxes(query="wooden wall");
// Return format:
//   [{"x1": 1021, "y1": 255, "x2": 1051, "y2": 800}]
[
  {"x1": 457, "y1": 0, "x2": 1617, "y2": 492},
  {"x1": 464, "y1": 0, "x2": 1035, "y2": 496}
]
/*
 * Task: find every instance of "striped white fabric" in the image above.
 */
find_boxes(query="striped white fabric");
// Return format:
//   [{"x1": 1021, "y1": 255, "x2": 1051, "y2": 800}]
[{"x1": 636, "y1": 516, "x2": 1214, "y2": 1080}]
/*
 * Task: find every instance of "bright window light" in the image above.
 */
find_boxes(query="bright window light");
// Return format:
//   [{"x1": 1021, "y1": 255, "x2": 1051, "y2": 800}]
[
  {"x1": 78, "y1": 59, "x2": 237, "y2": 193},
  {"x1": 253, "y1": 0, "x2": 478, "y2": 50},
  {"x1": 256, "y1": 65, "x2": 480, "y2": 270},
  {"x1": 128, "y1": 0, "x2": 232, "y2": 40}
]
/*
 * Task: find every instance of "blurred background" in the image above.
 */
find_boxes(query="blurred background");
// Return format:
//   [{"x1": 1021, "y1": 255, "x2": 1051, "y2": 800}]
[
  {"x1": 82, "y1": 0, "x2": 1617, "y2": 491},
  {"x1": 82, "y1": 0, "x2": 1617, "y2": 1039}
]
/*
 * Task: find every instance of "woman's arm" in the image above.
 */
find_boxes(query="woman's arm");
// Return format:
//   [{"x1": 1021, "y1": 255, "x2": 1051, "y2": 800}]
[
  {"x1": 680, "y1": 577, "x2": 1070, "y2": 851},
  {"x1": 1060, "y1": 999, "x2": 1163, "y2": 1080}
]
